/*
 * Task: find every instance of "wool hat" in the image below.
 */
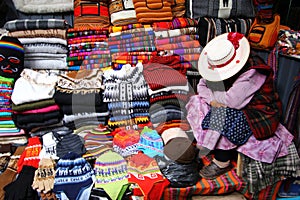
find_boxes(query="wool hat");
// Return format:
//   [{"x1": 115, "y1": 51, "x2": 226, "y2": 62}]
[
  {"x1": 163, "y1": 137, "x2": 196, "y2": 164},
  {"x1": 113, "y1": 128, "x2": 140, "y2": 157},
  {"x1": 137, "y1": 126, "x2": 164, "y2": 158},
  {"x1": 198, "y1": 32, "x2": 250, "y2": 82},
  {"x1": 54, "y1": 131, "x2": 86, "y2": 158},
  {"x1": 161, "y1": 127, "x2": 189, "y2": 144},
  {"x1": 53, "y1": 152, "x2": 95, "y2": 200},
  {"x1": 39, "y1": 132, "x2": 59, "y2": 160},
  {"x1": 127, "y1": 152, "x2": 169, "y2": 199},
  {"x1": 94, "y1": 150, "x2": 128, "y2": 200},
  {"x1": 0, "y1": 36, "x2": 24, "y2": 79}
]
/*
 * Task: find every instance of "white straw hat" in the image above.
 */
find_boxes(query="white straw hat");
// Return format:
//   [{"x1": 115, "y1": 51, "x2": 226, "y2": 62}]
[{"x1": 198, "y1": 32, "x2": 250, "y2": 82}]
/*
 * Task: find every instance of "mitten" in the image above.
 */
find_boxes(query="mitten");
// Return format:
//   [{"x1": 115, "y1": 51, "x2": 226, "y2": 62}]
[
  {"x1": 39, "y1": 132, "x2": 58, "y2": 160},
  {"x1": 4, "y1": 165, "x2": 39, "y2": 200},
  {"x1": 17, "y1": 136, "x2": 42, "y2": 173},
  {"x1": 0, "y1": 146, "x2": 26, "y2": 199},
  {"x1": 32, "y1": 158, "x2": 55, "y2": 193}
]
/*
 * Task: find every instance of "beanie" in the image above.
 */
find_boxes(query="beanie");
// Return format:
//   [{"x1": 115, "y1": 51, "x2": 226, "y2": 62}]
[
  {"x1": 0, "y1": 36, "x2": 24, "y2": 79},
  {"x1": 54, "y1": 132, "x2": 86, "y2": 158},
  {"x1": 137, "y1": 126, "x2": 164, "y2": 158},
  {"x1": 161, "y1": 127, "x2": 189, "y2": 144},
  {"x1": 53, "y1": 152, "x2": 95, "y2": 200},
  {"x1": 94, "y1": 150, "x2": 128, "y2": 200},
  {"x1": 113, "y1": 128, "x2": 140, "y2": 157}
]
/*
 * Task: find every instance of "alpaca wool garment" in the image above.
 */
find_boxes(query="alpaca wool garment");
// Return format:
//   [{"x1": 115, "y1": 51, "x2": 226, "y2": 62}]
[
  {"x1": 54, "y1": 152, "x2": 95, "y2": 200},
  {"x1": 113, "y1": 128, "x2": 140, "y2": 157},
  {"x1": 127, "y1": 152, "x2": 169, "y2": 200},
  {"x1": 94, "y1": 150, "x2": 128, "y2": 200},
  {"x1": 137, "y1": 126, "x2": 163, "y2": 158}
]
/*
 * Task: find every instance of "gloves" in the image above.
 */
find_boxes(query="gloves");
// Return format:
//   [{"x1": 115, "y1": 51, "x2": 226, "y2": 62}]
[
  {"x1": 32, "y1": 158, "x2": 55, "y2": 193},
  {"x1": 4, "y1": 165, "x2": 39, "y2": 200},
  {"x1": 39, "y1": 132, "x2": 59, "y2": 160}
]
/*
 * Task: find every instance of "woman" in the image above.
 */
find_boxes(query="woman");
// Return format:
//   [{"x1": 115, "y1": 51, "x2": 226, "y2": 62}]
[{"x1": 186, "y1": 32, "x2": 299, "y2": 195}]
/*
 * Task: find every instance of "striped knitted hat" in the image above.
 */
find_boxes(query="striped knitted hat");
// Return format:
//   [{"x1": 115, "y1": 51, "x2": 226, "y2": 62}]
[
  {"x1": 113, "y1": 128, "x2": 140, "y2": 157},
  {"x1": 53, "y1": 152, "x2": 95, "y2": 200},
  {"x1": 137, "y1": 126, "x2": 164, "y2": 158},
  {"x1": 0, "y1": 36, "x2": 24, "y2": 79},
  {"x1": 94, "y1": 150, "x2": 128, "y2": 200}
]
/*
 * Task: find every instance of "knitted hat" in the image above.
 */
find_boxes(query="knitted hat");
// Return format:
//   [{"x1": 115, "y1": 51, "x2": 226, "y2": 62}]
[
  {"x1": 127, "y1": 152, "x2": 169, "y2": 199},
  {"x1": 161, "y1": 127, "x2": 189, "y2": 144},
  {"x1": 94, "y1": 150, "x2": 128, "y2": 200},
  {"x1": 137, "y1": 126, "x2": 164, "y2": 158},
  {"x1": 39, "y1": 132, "x2": 59, "y2": 160},
  {"x1": 113, "y1": 128, "x2": 140, "y2": 157},
  {"x1": 54, "y1": 132, "x2": 86, "y2": 158},
  {"x1": 163, "y1": 137, "x2": 196, "y2": 164},
  {"x1": 0, "y1": 36, "x2": 24, "y2": 79},
  {"x1": 53, "y1": 152, "x2": 95, "y2": 200}
]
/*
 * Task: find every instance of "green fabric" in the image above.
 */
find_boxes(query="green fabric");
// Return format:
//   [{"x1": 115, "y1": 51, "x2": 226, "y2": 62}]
[{"x1": 12, "y1": 98, "x2": 56, "y2": 112}]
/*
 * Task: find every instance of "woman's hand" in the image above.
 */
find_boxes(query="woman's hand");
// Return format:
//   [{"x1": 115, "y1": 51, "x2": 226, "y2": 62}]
[{"x1": 210, "y1": 100, "x2": 227, "y2": 108}]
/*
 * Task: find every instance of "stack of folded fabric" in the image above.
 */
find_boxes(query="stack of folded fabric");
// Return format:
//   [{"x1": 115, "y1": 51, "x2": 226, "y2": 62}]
[
  {"x1": 66, "y1": 27, "x2": 111, "y2": 70},
  {"x1": 108, "y1": 25, "x2": 156, "y2": 69},
  {"x1": 11, "y1": 69, "x2": 63, "y2": 132},
  {"x1": 0, "y1": 76, "x2": 26, "y2": 144},
  {"x1": 152, "y1": 17, "x2": 201, "y2": 72},
  {"x1": 4, "y1": 19, "x2": 70, "y2": 70},
  {"x1": 53, "y1": 69, "x2": 109, "y2": 130},
  {"x1": 142, "y1": 55, "x2": 192, "y2": 132},
  {"x1": 109, "y1": 0, "x2": 138, "y2": 26},
  {"x1": 103, "y1": 63, "x2": 150, "y2": 129}
]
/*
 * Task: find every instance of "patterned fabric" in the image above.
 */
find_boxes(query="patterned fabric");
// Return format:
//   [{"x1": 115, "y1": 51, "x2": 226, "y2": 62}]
[
  {"x1": 4, "y1": 19, "x2": 70, "y2": 31},
  {"x1": 186, "y1": 0, "x2": 255, "y2": 19},
  {"x1": 202, "y1": 107, "x2": 252, "y2": 145},
  {"x1": 242, "y1": 53, "x2": 282, "y2": 140},
  {"x1": 73, "y1": 0, "x2": 110, "y2": 28},
  {"x1": 152, "y1": 17, "x2": 198, "y2": 31},
  {"x1": 162, "y1": 156, "x2": 249, "y2": 200},
  {"x1": 241, "y1": 143, "x2": 300, "y2": 196},
  {"x1": 109, "y1": 0, "x2": 137, "y2": 26}
]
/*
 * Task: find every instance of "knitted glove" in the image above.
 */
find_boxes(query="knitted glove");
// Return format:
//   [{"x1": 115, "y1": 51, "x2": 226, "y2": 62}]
[
  {"x1": 17, "y1": 136, "x2": 42, "y2": 173},
  {"x1": 32, "y1": 158, "x2": 55, "y2": 193},
  {"x1": 39, "y1": 132, "x2": 58, "y2": 160},
  {"x1": 4, "y1": 165, "x2": 39, "y2": 200}
]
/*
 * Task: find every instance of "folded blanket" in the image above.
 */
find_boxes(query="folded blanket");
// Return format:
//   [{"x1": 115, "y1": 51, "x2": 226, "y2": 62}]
[
  {"x1": 12, "y1": 0, "x2": 73, "y2": 14},
  {"x1": 8, "y1": 29, "x2": 67, "y2": 39},
  {"x1": 4, "y1": 19, "x2": 69, "y2": 31},
  {"x1": 109, "y1": 0, "x2": 137, "y2": 26}
]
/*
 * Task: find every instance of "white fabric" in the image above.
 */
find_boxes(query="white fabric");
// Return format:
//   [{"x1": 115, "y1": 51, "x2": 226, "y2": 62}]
[
  {"x1": 12, "y1": 0, "x2": 74, "y2": 13},
  {"x1": 11, "y1": 68, "x2": 58, "y2": 105}
]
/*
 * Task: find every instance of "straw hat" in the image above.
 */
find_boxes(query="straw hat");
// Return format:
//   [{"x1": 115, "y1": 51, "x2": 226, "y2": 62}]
[{"x1": 198, "y1": 32, "x2": 250, "y2": 82}]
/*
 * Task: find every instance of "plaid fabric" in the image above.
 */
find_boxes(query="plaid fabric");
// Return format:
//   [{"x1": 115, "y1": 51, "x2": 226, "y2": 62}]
[
  {"x1": 242, "y1": 53, "x2": 282, "y2": 140},
  {"x1": 4, "y1": 19, "x2": 69, "y2": 31},
  {"x1": 241, "y1": 143, "x2": 300, "y2": 195},
  {"x1": 255, "y1": 181, "x2": 282, "y2": 200}
]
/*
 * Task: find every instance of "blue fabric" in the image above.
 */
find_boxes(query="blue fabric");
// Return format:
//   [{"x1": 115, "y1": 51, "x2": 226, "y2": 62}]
[{"x1": 202, "y1": 107, "x2": 252, "y2": 145}]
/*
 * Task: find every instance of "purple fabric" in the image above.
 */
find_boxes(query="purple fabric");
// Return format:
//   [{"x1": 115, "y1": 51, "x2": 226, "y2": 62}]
[{"x1": 186, "y1": 69, "x2": 294, "y2": 163}]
